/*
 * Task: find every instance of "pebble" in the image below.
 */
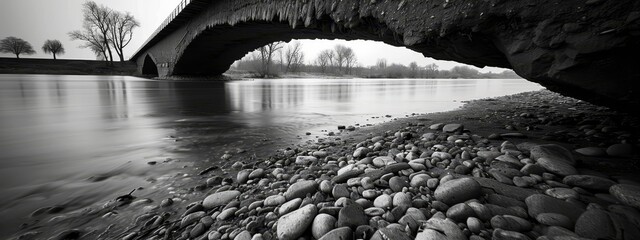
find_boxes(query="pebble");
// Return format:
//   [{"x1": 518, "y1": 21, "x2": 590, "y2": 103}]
[
  {"x1": 374, "y1": 194, "x2": 392, "y2": 209},
  {"x1": 446, "y1": 203, "x2": 476, "y2": 222},
  {"x1": 332, "y1": 184, "x2": 350, "y2": 198},
  {"x1": 610, "y1": 184, "x2": 640, "y2": 209},
  {"x1": 389, "y1": 176, "x2": 409, "y2": 192},
  {"x1": 263, "y1": 195, "x2": 285, "y2": 206},
  {"x1": 574, "y1": 209, "x2": 616, "y2": 239},
  {"x1": 434, "y1": 178, "x2": 482, "y2": 205},
  {"x1": 371, "y1": 227, "x2": 413, "y2": 240},
  {"x1": 337, "y1": 203, "x2": 368, "y2": 228},
  {"x1": 477, "y1": 151, "x2": 502, "y2": 161},
  {"x1": 295, "y1": 156, "x2": 318, "y2": 165},
  {"x1": 442, "y1": 123, "x2": 463, "y2": 133},
  {"x1": 563, "y1": 175, "x2": 616, "y2": 191},
  {"x1": 284, "y1": 180, "x2": 318, "y2": 200},
  {"x1": 353, "y1": 147, "x2": 370, "y2": 158},
  {"x1": 492, "y1": 228, "x2": 531, "y2": 240},
  {"x1": 181, "y1": 211, "x2": 205, "y2": 228},
  {"x1": 276, "y1": 204, "x2": 317, "y2": 240},
  {"x1": 467, "y1": 217, "x2": 484, "y2": 234},
  {"x1": 279, "y1": 198, "x2": 302, "y2": 215},
  {"x1": 364, "y1": 207, "x2": 385, "y2": 216},
  {"x1": 575, "y1": 147, "x2": 607, "y2": 157},
  {"x1": 536, "y1": 157, "x2": 578, "y2": 176},
  {"x1": 513, "y1": 176, "x2": 536, "y2": 188},
  {"x1": 410, "y1": 174, "x2": 431, "y2": 187},
  {"x1": 530, "y1": 144, "x2": 575, "y2": 165},
  {"x1": 312, "y1": 213, "x2": 337, "y2": 239},
  {"x1": 490, "y1": 215, "x2": 533, "y2": 232},
  {"x1": 318, "y1": 227, "x2": 353, "y2": 240},
  {"x1": 248, "y1": 168, "x2": 265, "y2": 179},
  {"x1": 545, "y1": 188, "x2": 579, "y2": 200},
  {"x1": 234, "y1": 230, "x2": 252, "y2": 240},
  {"x1": 203, "y1": 191, "x2": 241, "y2": 209},
  {"x1": 237, "y1": 170, "x2": 250, "y2": 184},
  {"x1": 606, "y1": 143, "x2": 634, "y2": 157},
  {"x1": 420, "y1": 218, "x2": 465, "y2": 239},
  {"x1": 525, "y1": 194, "x2": 585, "y2": 225},
  {"x1": 373, "y1": 156, "x2": 395, "y2": 167},
  {"x1": 393, "y1": 192, "x2": 412, "y2": 208},
  {"x1": 535, "y1": 213, "x2": 572, "y2": 229}
]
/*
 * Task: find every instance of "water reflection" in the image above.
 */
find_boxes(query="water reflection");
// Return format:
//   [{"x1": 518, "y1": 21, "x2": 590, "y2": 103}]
[{"x1": 0, "y1": 75, "x2": 542, "y2": 236}]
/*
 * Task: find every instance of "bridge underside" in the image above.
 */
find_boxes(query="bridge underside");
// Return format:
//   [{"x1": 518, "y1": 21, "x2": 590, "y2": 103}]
[{"x1": 133, "y1": 0, "x2": 640, "y2": 110}]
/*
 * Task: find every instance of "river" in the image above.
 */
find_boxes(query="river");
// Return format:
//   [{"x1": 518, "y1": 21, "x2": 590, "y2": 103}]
[{"x1": 0, "y1": 74, "x2": 543, "y2": 237}]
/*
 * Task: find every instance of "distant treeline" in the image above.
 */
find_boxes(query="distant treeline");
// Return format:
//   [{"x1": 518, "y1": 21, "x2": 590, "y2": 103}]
[{"x1": 230, "y1": 41, "x2": 521, "y2": 79}]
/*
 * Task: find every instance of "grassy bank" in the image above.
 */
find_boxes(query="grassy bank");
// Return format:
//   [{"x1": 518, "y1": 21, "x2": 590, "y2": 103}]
[{"x1": 0, "y1": 58, "x2": 137, "y2": 76}]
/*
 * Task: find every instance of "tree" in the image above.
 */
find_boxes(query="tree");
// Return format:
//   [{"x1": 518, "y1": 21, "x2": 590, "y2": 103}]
[
  {"x1": 70, "y1": 1, "x2": 113, "y2": 62},
  {"x1": 451, "y1": 65, "x2": 480, "y2": 78},
  {"x1": 283, "y1": 41, "x2": 304, "y2": 72},
  {"x1": 108, "y1": 11, "x2": 139, "y2": 61},
  {"x1": 0, "y1": 37, "x2": 36, "y2": 59},
  {"x1": 42, "y1": 40, "x2": 65, "y2": 60},
  {"x1": 257, "y1": 42, "x2": 284, "y2": 77},
  {"x1": 424, "y1": 63, "x2": 439, "y2": 78},
  {"x1": 69, "y1": 27, "x2": 109, "y2": 61},
  {"x1": 409, "y1": 62, "x2": 418, "y2": 78},
  {"x1": 315, "y1": 49, "x2": 333, "y2": 73},
  {"x1": 333, "y1": 45, "x2": 348, "y2": 72},
  {"x1": 376, "y1": 59, "x2": 387, "y2": 70},
  {"x1": 343, "y1": 48, "x2": 357, "y2": 74}
]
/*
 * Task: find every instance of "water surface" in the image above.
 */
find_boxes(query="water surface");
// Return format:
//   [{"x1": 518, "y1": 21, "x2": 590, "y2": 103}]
[{"x1": 0, "y1": 74, "x2": 543, "y2": 236}]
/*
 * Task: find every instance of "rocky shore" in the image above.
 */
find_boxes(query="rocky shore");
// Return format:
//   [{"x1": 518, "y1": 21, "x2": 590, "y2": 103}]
[{"x1": 11, "y1": 90, "x2": 640, "y2": 240}]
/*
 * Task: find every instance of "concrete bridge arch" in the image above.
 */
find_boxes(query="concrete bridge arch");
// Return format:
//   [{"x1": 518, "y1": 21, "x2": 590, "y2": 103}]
[{"x1": 132, "y1": 0, "x2": 640, "y2": 110}]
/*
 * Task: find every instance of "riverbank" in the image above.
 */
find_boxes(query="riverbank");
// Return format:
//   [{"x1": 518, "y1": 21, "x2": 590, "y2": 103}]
[
  {"x1": 9, "y1": 90, "x2": 640, "y2": 240},
  {"x1": 0, "y1": 58, "x2": 137, "y2": 75}
]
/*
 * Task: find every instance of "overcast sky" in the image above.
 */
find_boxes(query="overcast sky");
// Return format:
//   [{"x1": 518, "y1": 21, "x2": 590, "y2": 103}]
[{"x1": 0, "y1": 0, "x2": 506, "y2": 72}]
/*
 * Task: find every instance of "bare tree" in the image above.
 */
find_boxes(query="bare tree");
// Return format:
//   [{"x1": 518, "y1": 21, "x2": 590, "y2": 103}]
[
  {"x1": 333, "y1": 45, "x2": 348, "y2": 72},
  {"x1": 69, "y1": 27, "x2": 109, "y2": 61},
  {"x1": 343, "y1": 47, "x2": 357, "y2": 74},
  {"x1": 315, "y1": 49, "x2": 333, "y2": 73},
  {"x1": 78, "y1": 1, "x2": 113, "y2": 62},
  {"x1": 0, "y1": 37, "x2": 36, "y2": 59},
  {"x1": 257, "y1": 42, "x2": 284, "y2": 77},
  {"x1": 42, "y1": 40, "x2": 65, "y2": 60},
  {"x1": 108, "y1": 11, "x2": 139, "y2": 61},
  {"x1": 283, "y1": 42, "x2": 304, "y2": 72}
]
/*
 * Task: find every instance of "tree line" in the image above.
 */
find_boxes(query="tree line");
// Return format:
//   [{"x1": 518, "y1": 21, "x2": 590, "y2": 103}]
[
  {"x1": 234, "y1": 41, "x2": 359, "y2": 78},
  {"x1": 232, "y1": 41, "x2": 520, "y2": 79},
  {"x1": 0, "y1": 1, "x2": 138, "y2": 63}
]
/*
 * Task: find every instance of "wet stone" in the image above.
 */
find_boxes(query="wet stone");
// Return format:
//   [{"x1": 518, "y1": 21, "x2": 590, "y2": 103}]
[
  {"x1": 284, "y1": 180, "x2": 318, "y2": 200},
  {"x1": 610, "y1": 184, "x2": 640, "y2": 209},
  {"x1": 434, "y1": 178, "x2": 482, "y2": 205},
  {"x1": 312, "y1": 213, "x2": 337, "y2": 239},
  {"x1": 276, "y1": 204, "x2": 317, "y2": 240},
  {"x1": 563, "y1": 175, "x2": 616, "y2": 191},
  {"x1": 337, "y1": 203, "x2": 368, "y2": 229},
  {"x1": 446, "y1": 203, "x2": 476, "y2": 222},
  {"x1": 203, "y1": 190, "x2": 241, "y2": 209},
  {"x1": 535, "y1": 212, "x2": 572, "y2": 229}
]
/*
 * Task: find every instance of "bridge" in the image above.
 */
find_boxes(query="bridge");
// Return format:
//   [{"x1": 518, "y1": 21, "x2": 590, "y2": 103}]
[{"x1": 130, "y1": 0, "x2": 640, "y2": 110}]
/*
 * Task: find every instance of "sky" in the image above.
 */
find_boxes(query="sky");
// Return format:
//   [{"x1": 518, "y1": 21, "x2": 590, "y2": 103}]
[{"x1": 0, "y1": 0, "x2": 507, "y2": 72}]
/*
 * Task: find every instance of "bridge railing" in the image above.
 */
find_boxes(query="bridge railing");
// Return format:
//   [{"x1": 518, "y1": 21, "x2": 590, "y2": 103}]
[{"x1": 131, "y1": 0, "x2": 196, "y2": 61}]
